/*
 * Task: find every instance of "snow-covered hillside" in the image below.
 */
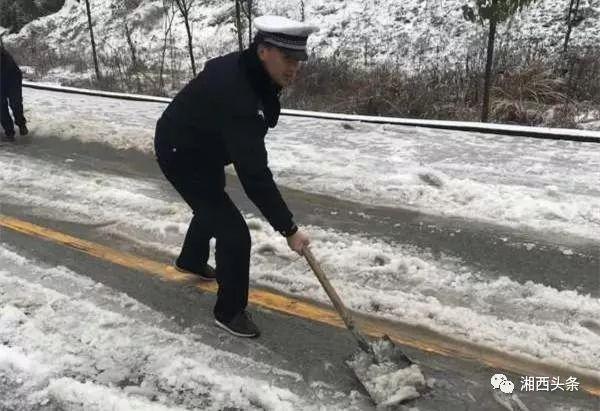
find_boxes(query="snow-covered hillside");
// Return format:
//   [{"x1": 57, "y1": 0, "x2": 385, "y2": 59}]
[{"x1": 5, "y1": 0, "x2": 600, "y2": 80}]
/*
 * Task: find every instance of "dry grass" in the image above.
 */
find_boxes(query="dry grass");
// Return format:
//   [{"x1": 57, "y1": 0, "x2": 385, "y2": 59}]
[
  {"x1": 282, "y1": 57, "x2": 483, "y2": 121},
  {"x1": 493, "y1": 61, "x2": 568, "y2": 105},
  {"x1": 490, "y1": 61, "x2": 569, "y2": 126},
  {"x1": 284, "y1": 44, "x2": 600, "y2": 129}
]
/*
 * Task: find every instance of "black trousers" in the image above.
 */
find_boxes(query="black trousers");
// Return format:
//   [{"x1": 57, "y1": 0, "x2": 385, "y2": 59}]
[
  {"x1": 154, "y1": 118, "x2": 250, "y2": 322},
  {"x1": 0, "y1": 72, "x2": 27, "y2": 134}
]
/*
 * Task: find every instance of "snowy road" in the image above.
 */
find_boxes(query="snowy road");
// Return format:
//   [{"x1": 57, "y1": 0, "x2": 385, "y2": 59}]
[
  {"x1": 1, "y1": 204, "x2": 597, "y2": 411},
  {"x1": 0, "y1": 87, "x2": 599, "y2": 409},
  {"x1": 2, "y1": 136, "x2": 599, "y2": 375},
  {"x1": 20, "y1": 87, "x2": 600, "y2": 241},
  {"x1": 0, "y1": 239, "x2": 360, "y2": 410}
]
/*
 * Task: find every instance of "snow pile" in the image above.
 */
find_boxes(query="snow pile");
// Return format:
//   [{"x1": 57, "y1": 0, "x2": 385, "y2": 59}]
[{"x1": 347, "y1": 338, "x2": 426, "y2": 406}]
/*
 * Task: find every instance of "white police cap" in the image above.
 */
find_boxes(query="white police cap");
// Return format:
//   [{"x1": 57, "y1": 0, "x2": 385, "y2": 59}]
[{"x1": 254, "y1": 15, "x2": 319, "y2": 61}]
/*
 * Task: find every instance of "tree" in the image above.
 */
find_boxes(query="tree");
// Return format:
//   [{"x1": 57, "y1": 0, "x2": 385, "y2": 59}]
[
  {"x1": 0, "y1": 0, "x2": 63, "y2": 32},
  {"x1": 173, "y1": 0, "x2": 197, "y2": 76},
  {"x1": 83, "y1": 0, "x2": 101, "y2": 81},
  {"x1": 241, "y1": 0, "x2": 254, "y2": 47},
  {"x1": 563, "y1": 0, "x2": 581, "y2": 55},
  {"x1": 462, "y1": 0, "x2": 539, "y2": 122},
  {"x1": 159, "y1": 0, "x2": 176, "y2": 93},
  {"x1": 234, "y1": 0, "x2": 243, "y2": 51},
  {"x1": 0, "y1": 0, "x2": 16, "y2": 32},
  {"x1": 116, "y1": 0, "x2": 140, "y2": 71},
  {"x1": 233, "y1": 0, "x2": 254, "y2": 51}
]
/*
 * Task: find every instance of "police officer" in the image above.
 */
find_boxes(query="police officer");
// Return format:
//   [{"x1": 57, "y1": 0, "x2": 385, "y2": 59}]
[
  {"x1": 154, "y1": 16, "x2": 317, "y2": 338},
  {"x1": 0, "y1": 42, "x2": 28, "y2": 141}
]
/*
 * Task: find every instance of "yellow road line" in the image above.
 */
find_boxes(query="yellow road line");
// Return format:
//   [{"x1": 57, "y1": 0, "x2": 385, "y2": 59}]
[{"x1": 1, "y1": 213, "x2": 599, "y2": 396}]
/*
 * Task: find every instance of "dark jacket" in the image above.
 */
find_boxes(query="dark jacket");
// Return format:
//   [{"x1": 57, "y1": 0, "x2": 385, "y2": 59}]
[
  {"x1": 0, "y1": 47, "x2": 22, "y2": 93},
  {"x1": 158, "y1": 43, "x2": 295, "y2": 236}
]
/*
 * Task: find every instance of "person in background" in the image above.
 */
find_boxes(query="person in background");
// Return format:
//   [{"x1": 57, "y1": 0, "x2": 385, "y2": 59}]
[
  {"x1": 0, "y1": 38, "x2": 28, "y2": 142},
  {"x1": 154, "y1": 15, "x2": 317, "y2": 338}
]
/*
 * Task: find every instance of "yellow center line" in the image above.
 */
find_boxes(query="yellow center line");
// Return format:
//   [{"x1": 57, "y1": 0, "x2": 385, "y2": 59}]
[{"x1": 1, "y1": 213, "x2": 599, "y2": 397}]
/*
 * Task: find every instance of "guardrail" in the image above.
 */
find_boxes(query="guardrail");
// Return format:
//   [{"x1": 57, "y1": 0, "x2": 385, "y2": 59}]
[{"x1": 24, "y1": 80, "x2": 600, "y2": 143}]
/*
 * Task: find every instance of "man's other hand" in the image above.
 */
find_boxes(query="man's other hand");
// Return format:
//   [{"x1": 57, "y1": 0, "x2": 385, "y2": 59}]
[{"x1": 286, "y1": 229, "x2": 310, "y2": 255}]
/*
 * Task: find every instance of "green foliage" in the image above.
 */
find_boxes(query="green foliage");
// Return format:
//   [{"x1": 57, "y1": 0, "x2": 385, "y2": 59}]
[
  {"x1": 0, "y1": 0, "x2": 64, "y2": 33},
  {"x1": 462, "y1": 0, "x2": 538, "y2": 24}
]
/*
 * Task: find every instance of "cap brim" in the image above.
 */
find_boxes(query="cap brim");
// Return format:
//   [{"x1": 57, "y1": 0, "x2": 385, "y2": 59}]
[{"x1": 280, "y1": 48, "x2": 308, "y2": 61}]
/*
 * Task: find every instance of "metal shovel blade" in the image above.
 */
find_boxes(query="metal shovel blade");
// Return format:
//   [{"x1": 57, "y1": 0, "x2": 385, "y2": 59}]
[
  {"x1": 346, "y1": 335, "x2": 426, "y2": 407},
  {"x1": 302, "y1": 247, "x2": 427, "y2": 407}
]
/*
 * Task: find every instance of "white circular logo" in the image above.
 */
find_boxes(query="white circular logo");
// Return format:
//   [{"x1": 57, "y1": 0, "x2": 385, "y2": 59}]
[
  {"x1": 500, "y1": 380, "x2": 515, "y2": 394},
  {"x1": 491, "y1": 373, "x2": 507, "y2": 389}
]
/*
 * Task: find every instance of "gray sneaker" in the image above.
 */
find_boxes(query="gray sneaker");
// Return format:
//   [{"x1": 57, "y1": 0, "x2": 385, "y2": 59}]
[{"x1": 214, "y1": 311, "x2": 260, "y2": 338}]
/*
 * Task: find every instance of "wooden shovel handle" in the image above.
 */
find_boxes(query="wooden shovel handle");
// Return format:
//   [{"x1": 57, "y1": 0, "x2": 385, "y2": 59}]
[{"x1": 303, "y1": 246, "x2": 372, "y2": 352}]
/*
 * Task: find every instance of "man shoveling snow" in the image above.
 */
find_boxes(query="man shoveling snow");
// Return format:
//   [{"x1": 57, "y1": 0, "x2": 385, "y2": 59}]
[{"x1": 154, "y1": 15, "x2": 315, "y2": 338}]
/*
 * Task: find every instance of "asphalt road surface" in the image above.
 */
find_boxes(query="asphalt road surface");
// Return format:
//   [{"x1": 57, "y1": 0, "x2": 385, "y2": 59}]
[{"x1": 0, "y1": 134, "x2": 598, "y2": 410}]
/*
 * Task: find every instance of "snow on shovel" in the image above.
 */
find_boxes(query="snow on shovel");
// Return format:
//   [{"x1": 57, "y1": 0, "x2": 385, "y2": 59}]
[{"x1": 303, "y1": 246, "x2": 427, "y2": 407}]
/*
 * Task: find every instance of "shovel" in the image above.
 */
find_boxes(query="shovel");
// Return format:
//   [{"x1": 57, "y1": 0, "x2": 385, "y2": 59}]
[{"x1": 303, "y1": 246, "x2": 427, "y2": 407}]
